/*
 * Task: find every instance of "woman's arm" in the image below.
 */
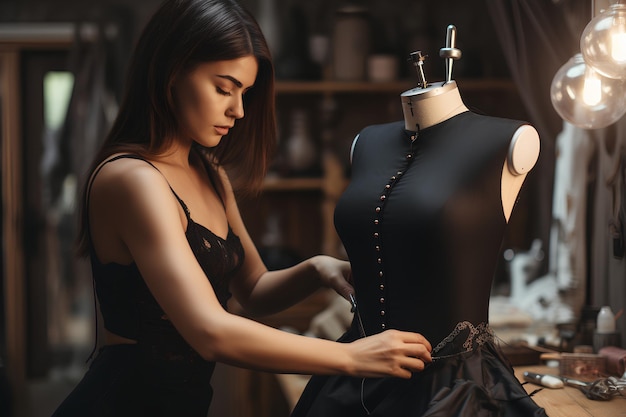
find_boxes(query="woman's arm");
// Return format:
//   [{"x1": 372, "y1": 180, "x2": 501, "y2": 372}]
[
  {"x1": 92, "y1": 160, "x2": 431, "y2": 378},
  {"x1": 219, "y1": 168, "x2": 353, "y2": 316}
]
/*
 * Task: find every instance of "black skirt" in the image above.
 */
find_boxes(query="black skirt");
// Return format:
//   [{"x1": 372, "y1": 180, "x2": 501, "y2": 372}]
[{"x1": 51, "y1": 344, "x2": 214, "y2": 417}]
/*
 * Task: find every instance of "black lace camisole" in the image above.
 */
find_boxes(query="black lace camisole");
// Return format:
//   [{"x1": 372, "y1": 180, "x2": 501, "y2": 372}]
[{"x1": 85, "y1": 154, "x2": 245, "y2": 413}]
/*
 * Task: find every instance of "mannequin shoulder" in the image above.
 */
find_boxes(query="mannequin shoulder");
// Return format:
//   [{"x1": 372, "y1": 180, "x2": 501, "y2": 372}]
[
  {"x1": 507, "y1": 124, "x2": 540, "y2": 175},
  {"x1": 349, "y1": 121, "x2": 405, "y2": 164},
  {"x1": 350, "y1": 133, "x2": 360, "y2": 164}
]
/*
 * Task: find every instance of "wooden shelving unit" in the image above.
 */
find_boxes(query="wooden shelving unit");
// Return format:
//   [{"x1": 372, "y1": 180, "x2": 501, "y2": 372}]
[
  {"x1": 274, "y1": 78, "x2": 518, "y2": 94},
  {"x1": 262, "y1": 176, "x2": 325, "y2": 191},
  {"x1": 240, "y1": 77, "x2": 524, "y2": 261}
]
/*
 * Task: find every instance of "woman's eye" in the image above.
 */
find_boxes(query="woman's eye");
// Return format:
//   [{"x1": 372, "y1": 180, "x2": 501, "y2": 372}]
[{"x1": 216, "y1": 87, "x2": 231, "y2": 96}]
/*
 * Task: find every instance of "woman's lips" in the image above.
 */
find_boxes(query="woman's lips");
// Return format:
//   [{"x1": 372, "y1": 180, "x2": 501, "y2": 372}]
[{"x1": 215, "y1": 126, "x2": 230, "y2": 136}]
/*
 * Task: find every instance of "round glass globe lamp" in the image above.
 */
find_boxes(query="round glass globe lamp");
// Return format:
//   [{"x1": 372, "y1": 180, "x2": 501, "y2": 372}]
[
  {"x1": 551, "y1": 53, "x2": 626, "y2": 129},
  {"x1": 581, "y1": 3, "x2": 626, "y2": 79}
]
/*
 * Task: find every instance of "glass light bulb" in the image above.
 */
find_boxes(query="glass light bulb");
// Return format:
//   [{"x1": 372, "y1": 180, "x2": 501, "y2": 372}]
[
  {"x1": 551, "y1": 53, "x2": 626, "y2": 129},
  {"x1": 612, "y1": 31, "x2": 626, "y2": 62},
  {"x1": 581, "y1": 3, "x2": 626, "y2": 79},
  {"x1": 582, "y1": 68, "x2": 602, "y2": 105}
]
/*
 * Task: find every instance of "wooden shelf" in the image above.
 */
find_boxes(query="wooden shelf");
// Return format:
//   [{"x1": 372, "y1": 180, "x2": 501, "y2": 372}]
[
  {"x1": 275, "y1": 78, "x2": 517, "y2": 94},
  {"x1": 262, "y1": 176, "x2": 324, "y2": 191}
]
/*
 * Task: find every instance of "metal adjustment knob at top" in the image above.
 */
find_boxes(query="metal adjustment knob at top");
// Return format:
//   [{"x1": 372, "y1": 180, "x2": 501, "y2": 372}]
[
  {"x1": 408, "y1": 50, "x2": 428, "y2": 89},
  {"x1": 439, "y1": 25, "x2": 462, "y2": 83}
]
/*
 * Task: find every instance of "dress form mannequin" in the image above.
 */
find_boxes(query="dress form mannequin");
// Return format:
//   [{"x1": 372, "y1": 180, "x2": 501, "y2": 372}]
[
  {"x1": 400, "y1": 80, "x2": 540, "y2": 222},
  {"x1": 295, "y1": 91, "x2": 549, "y2": 415},
  {"x1": 291, "y1": 29, "x2": 549, "y2": 417}
]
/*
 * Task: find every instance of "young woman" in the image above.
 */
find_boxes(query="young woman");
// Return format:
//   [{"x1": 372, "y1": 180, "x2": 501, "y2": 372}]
[{"x1": 50, "y1": 0, "x2": 432, "y2": 415}]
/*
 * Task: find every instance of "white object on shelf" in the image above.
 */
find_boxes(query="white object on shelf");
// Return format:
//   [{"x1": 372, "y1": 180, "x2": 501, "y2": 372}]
[
  {"x1": 596, "y1": 306, "x2": 616, "y2": 334},
  {"x1": 285, "y1": 109, "x2": 317, "y2": 173}
]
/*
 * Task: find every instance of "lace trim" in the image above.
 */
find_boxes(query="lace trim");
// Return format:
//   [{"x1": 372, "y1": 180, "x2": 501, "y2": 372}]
[
  {"x1": 431, "y1": 321, "x2": 493, "y2": 360},
  {"x1": 359, "y1": 320, "x2": 493, "y2": 415}
]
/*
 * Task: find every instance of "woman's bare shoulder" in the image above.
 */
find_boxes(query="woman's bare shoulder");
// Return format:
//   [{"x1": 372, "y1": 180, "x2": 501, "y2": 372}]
[
  {"x1": 92, "y1": 154, "x2": 164, "y2": 190},
  {"x1": 88, "y1": 154, "x2": 175, "y2": 216}
]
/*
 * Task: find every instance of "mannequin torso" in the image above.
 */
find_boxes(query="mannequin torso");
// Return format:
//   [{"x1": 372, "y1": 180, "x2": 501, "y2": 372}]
[
  {"x1": 400, "y1": 81, "x2": 540, "y2": 221},
  {"x1": 351, "y1": 81, "x2": 540, "y2": 222}
]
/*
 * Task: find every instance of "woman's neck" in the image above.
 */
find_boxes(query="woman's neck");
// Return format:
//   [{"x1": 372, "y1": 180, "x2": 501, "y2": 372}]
[
  {"x1": 401, "y1": 81, "x2": 468, "y2": 131},
  {"x1": 151, "y1": 139, "x2": 195, "y2": 169}
]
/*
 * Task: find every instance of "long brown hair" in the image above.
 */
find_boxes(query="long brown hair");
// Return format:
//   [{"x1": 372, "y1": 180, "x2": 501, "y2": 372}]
[{"x1": 76, "y1": 0, "x2": 276, "y2": 255}]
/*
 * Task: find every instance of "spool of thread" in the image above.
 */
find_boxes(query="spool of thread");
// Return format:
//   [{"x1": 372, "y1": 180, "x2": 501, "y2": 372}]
[
  {"x1": 598, "y1": 346, "x2": 626, "y2": 376},
  {"x1": 522, "y1": 372, "x2": 564, "y2": 389}
]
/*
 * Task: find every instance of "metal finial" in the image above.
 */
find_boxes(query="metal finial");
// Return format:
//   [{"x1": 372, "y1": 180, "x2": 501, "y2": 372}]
[
  {"x1": 408, "y1": 51, "x2": 428, "y2": 88},
  {"x1": 439, "y1": 25, "x2": 462, "y2": 83}
]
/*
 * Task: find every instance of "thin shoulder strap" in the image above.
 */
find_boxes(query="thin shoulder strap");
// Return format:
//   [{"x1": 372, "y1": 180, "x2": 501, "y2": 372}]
[{"x1": 86, "y1": 154, "x2": 192, "y2": 222}]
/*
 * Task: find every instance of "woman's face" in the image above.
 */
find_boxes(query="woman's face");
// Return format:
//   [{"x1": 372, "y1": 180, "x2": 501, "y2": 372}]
[{"x1": 173, "y1": 55, "x2": 258, "y2": 148}]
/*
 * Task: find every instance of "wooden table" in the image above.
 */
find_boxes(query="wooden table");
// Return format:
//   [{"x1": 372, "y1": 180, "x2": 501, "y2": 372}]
[{"x1": 514, "y1": 365, "x2": 626, "y2": 417}]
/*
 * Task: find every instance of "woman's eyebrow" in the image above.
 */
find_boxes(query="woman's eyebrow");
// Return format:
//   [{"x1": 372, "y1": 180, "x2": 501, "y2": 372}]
[{"x1": 216, "y1": 74, "x2": 243, "y2": 88}]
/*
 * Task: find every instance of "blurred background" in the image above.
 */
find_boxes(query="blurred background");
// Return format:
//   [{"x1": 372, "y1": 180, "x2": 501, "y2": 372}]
[{"x1": 1, "y1": 0, "x2": 624, "y2": 416}]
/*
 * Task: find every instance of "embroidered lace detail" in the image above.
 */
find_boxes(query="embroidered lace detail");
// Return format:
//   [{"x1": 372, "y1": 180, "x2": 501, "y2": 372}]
[{"x1": 431, "y1": 321, "x2": 493, "y2": 358}]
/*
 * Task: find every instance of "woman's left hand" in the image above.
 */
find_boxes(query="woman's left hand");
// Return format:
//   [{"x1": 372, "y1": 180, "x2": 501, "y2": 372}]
[{"x1": 310, "y1": 255, "x2": 354, "y2": 301}]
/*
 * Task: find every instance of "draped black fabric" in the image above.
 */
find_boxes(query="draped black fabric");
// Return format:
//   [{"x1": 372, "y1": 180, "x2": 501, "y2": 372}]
[{"x1": 293, "y1": 324, "x2": 547, "y2": 417}]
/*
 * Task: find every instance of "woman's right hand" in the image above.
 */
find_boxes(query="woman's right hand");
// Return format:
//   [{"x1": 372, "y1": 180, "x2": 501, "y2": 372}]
[{"x1": 346, "y1": 330, "x2": 432, "y2": 379}]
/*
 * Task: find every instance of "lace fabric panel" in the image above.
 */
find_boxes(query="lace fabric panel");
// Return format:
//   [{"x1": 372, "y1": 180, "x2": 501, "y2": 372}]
[
  {"x1": 431, "y1": 321, "x2": 494, "y2": 361},
  {"x1": 137, "y1": 222, "x2": 244, "y2": 368}
]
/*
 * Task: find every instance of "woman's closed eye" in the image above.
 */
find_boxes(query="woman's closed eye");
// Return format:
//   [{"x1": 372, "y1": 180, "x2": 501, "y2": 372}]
[{"x1": 216, "y1": 87, "x2": 232, "y2": 96}]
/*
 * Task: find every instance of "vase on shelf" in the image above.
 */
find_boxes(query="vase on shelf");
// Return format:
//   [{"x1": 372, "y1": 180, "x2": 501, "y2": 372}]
[{"x1": 285, "y1": 109, "x2": 318, "y2": 176}]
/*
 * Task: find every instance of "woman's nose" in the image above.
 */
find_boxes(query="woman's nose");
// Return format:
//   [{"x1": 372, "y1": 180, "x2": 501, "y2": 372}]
[{"x1": 227, "y1": 95, "x2": 244, "y2": 119}]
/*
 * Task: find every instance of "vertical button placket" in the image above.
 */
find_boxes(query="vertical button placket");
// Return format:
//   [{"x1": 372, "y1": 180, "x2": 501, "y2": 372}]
[{"x1": 369, "y1": 132, "x2": 417, "y2": 332}]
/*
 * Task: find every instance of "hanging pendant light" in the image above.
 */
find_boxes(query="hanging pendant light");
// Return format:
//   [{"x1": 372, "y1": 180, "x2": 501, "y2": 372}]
[
  {"x1": 551, "y1": 1, "x2": 626, "y2": 129},
  {"x1": 581, "y1": 2, "x2": 626, "y2": 80},
  {"x1": 551, "y1": 53, "x2": 626, "y2": 129}
]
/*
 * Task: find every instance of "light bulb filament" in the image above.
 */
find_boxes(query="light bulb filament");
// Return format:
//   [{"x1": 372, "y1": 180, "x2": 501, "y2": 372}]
[
  {"x1": 611, "y1": 31, "x2": 626, "y2": 62},
  {"x1": 583, "y1": 71, "x2": 602, "y2": 106}
]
